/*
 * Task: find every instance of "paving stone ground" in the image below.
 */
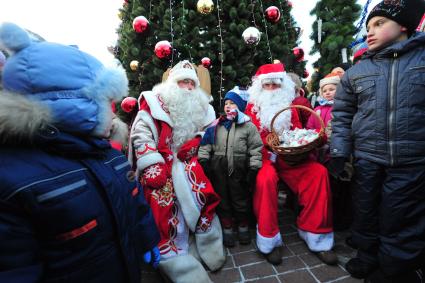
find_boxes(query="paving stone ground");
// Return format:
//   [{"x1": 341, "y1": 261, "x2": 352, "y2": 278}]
[{"x1": 141, "y1": 197, "x2": 361, "y2": 283}]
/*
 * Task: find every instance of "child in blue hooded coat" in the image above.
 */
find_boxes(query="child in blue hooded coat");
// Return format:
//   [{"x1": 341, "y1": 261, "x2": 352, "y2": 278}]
[{"x1": 0, "y1": 22, "x2": 160, "y2": 283}]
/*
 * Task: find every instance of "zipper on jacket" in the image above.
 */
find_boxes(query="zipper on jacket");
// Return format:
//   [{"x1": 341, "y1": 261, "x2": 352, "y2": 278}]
[
  {"x1": 225, "y1": 126, "x2": 231, "y2": 158},
  {"x1": 388, "y1": 52, "x2": 398, "y2": 166}
]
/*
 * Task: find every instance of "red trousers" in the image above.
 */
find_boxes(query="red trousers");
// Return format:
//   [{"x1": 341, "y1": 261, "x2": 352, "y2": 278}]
[{"x1": 254, "y1": 158, "x2": 333, "y2": 238}]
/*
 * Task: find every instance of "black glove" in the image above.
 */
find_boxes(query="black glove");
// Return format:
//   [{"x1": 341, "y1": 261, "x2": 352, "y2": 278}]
[
  {"x1": 327, "y1": 157, "x2": 346, "y2": 179},
  {"x1": 247, "y1": 169, "x2": 259, "y2": 187},
  {"x1": 198, "y1": 159, "x2": 211, "y2": 179}
]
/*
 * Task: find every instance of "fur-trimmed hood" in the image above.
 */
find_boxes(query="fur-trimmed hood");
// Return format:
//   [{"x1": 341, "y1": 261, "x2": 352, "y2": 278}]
[
  {"x1": 0, "y1": 22, "x2": 128, "y2": 139},
  {"x1": 0, "y1": 92, "x2": 51, "y2": 145}
]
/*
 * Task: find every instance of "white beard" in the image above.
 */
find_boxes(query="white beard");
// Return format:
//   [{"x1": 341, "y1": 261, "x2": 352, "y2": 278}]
[
  {"x1": 156, "y1": 82, "x2": 211, "y2": 150},
  {"x1": 248, "y1": 75, "x2": 296, "y2": 134}
]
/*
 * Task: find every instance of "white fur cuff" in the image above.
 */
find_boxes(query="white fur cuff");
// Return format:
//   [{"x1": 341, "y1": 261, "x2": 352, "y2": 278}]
[
  {"x1": 136, "y1": 152, "x2": 164, "y2": 175},
  {"x1": 298, "y1": 229, "x2": 334, "y2": 252},
  {"x1": 256, "y1": 227, "x2": 283, "y2": 254}
]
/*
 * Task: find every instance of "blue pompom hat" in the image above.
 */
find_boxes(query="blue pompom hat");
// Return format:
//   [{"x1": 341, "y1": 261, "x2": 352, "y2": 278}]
[
  {"x1": 0, "y1": 22, "x2": 128, "y2": 137},
  {"x1": 224, "y1": 86, "x2": 249, "y2": 112}
]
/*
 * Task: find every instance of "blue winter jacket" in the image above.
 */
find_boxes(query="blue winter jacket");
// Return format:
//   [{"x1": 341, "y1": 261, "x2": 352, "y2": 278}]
[
  {"x1": 0, "y1": 130, "x2": 160, "y2": 282},
  {"x1": 331, "y1": 32, "x2": 425, "y2": 166}
]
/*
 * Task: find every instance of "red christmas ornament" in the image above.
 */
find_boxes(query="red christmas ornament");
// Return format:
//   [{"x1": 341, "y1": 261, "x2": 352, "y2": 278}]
[
  {"x1": 154, "y1": 40, "x2": 172, "y2": 59},
  {"x1": 132, "y1": 16, "x2": 149, "y2": 34},
  {"x1": 293, "y1": 47, "x2": 304, "y2": 62},
  {"x1": 287, "y1": 1, "x2": 293, "y2": 8},
  {"x1": 121, "y1": 97, "x2": 138, "y2": 113},
  {"x1": 303, "y1": 69, "x2": 309, "y2": 78},
  {"x1": 265, "y1": 6, "x2": 281, "y2": 24},
  {"x1": 201, "y1": 57, "x2": 211, "y2": 68}
]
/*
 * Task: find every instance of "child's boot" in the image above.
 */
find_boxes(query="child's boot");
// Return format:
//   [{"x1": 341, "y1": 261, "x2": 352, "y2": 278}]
[
  {"x1": 238, "y1": 220, "x2": 251, "y2": 245},
  {"x1": 222, "y1": 227, "x2": 235, "y2": 247}
]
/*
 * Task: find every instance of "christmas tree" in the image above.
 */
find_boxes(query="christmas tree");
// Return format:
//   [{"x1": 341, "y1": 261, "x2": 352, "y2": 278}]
[
  {"x1": 116, "y1": 0, "x2": 306, "y2": 110},
  {"x1": 309, "y1": 0, "x2": 361, "y2": 84}
]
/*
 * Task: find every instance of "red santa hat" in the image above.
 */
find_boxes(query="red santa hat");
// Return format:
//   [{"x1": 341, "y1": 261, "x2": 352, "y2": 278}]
[{"x1": 254, "y1": 63, "x2": 286, "y2": 82}]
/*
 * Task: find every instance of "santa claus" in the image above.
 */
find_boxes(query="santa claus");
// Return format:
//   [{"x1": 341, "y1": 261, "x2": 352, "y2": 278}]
[
  {"x1": 245, "y1": 63, "x2": 337, "y2": 265},
  {"x1": 128, "y1": 60, "x2": 225, "y2": 282}
]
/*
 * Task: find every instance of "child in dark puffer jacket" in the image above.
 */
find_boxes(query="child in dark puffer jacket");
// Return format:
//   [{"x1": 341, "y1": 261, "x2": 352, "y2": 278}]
[{"x1": 330, "y1": 1, "x2": 425, "y2": 281}]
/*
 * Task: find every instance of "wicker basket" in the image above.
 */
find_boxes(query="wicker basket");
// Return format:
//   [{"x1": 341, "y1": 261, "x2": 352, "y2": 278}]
[{"x1": 266, "y1": 105, "x2": 325, "y2": 165}]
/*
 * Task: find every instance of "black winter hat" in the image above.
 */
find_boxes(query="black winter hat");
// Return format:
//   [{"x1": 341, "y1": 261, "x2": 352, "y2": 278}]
[{"x1": 366, "y1": 0, "x2": 425, "y2": 34}]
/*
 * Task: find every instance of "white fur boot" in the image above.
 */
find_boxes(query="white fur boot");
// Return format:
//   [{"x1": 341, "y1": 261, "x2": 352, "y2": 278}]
[
  {"x1": 195, "y1": 215, "x2": 226, "y2": 271},
  {"x1": 158, "y1": 254, "x2": 212, "y2": 283}
]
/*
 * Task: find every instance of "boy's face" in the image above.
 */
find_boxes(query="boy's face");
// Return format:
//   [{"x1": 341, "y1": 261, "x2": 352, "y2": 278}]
[
  {"x1": 321, "y1": 84, "x2": 337, "y2": 101},
  {"x1": 224, "y1": 99, "x2": 238, "y2": 114},
  {"x1": 366, "y1": 16, "x2": 408, "y2": 51}
]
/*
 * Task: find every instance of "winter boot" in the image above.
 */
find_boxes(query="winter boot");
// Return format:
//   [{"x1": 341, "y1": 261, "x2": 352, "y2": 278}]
[
  {"x1": 314, "y1": 250, "x2": 338, "y2": 265},
  {"x1": 238, "y1": 225, "x2": 251, "y2": 245},
  {"x1": 263, "y1": 247, "x2": 282, "y2": 265},
  {"x1": 345, "y1": 257, "x2": 378, "y2": 279},
  {"x1": 365, "y1": 268, "x2": 424, "y2": 283},
  {"x1": 223, "y1": 227, "x2": 235, "y2": 247}
]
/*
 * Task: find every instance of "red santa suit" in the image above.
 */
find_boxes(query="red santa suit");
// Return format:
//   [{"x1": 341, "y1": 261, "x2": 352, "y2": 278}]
[
  {"x1": 128, "y1": 61, "x2": 225, "y2": 282},
  {"x1": 245, "y1": 64, "x2": 334, "y2": 255}
]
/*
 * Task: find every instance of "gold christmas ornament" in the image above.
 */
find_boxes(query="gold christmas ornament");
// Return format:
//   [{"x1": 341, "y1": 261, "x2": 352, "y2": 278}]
[
  {"x1": 130, "y1": 60, "x2": 139, "y2": 71},
  {"x1": 197, "y1": 0, "x2": 214, "y2": 15}
]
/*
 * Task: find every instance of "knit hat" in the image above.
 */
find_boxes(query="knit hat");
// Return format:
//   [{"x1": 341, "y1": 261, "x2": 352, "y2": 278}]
[
  {"x1": 366, "y1": 0, "x2": 425, "y2": 34},
  {"x1": 254, "y1": 63, "x2": 285, "y2": 83},
  {"x1": 319, "y1": 72, "x2": 341, "y2": 95},
  {"x1": 167, "y1": 60, "x2": 200, "y2": 87},
  {"x1": 224, "y1": 86, "x2": 249, "y2": 112},
  {"x1": 0, "y1": 22, "x2": 128, "y2": 137}
]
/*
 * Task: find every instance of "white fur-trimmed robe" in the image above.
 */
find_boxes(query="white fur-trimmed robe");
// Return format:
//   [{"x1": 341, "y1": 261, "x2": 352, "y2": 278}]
[{"x1": 129, "y1": 91, "x2": 225, "y2": 280}]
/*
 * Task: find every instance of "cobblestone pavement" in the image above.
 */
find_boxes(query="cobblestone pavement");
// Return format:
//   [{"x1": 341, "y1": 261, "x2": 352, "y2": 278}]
[{"x1": 141, "y1": 207, "x2": 361, "y2": 283}]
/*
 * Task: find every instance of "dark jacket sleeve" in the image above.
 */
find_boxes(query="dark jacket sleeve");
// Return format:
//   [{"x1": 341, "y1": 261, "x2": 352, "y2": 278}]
[
  {"x1": 0, "y1": 200, "x2": 43, "y2": 283},
  {"x1": 330, "y1": 73, "x2": 357, "y2": 158},
  {"x1": 133, "y1": 183, "x2": 160, "y2": 254}
]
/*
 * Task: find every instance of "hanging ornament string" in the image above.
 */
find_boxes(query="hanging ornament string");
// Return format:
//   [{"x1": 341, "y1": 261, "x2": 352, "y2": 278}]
[
  {"x1": 258, "y1": 0, "x2": 273, "y2": 62},
  {"x1": 216, "y1": 0, "x2": 224, "y2": 107},
  {"x1": 180, "y1": 0, "x2": 193, "y2": 61},
  {"x1": 149, "y1": 0, "x2": 152, "y2": 19},
  {"x1": 250, "y1": 0, "x2": 258, "y2": 28},
  {"x1": 277, "y1": 0, "x2": 288, "y2": 45},
  {"x1": 169, "y1": 0, "x2": 175, "y2": 65}
]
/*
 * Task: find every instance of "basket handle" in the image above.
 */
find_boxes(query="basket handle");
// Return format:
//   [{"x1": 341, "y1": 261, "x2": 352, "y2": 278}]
[{"x1": 270, "y1": 105, "x2": 325, "y2": 135}]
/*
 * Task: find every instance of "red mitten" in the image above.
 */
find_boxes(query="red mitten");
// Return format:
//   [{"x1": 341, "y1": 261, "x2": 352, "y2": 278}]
[
  {"x1": 177, "y1": 136, "x2": 201, "y2": 161},
  {"x1": 140, "y1": 163, "x2": 168, "y2": 189}
]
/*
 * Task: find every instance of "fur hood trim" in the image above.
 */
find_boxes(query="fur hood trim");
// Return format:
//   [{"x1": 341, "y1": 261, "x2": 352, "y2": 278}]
[{"x1": 0, "y1": 92, "x2": 51, "y2": 144}]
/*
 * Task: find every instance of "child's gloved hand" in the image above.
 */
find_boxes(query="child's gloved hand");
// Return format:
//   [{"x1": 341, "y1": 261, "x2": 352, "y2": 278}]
[
  {"x1": 328, "y1": 157, "x2": 346, "y2": 179},
  {"x1": 140, "y1": 163, "x2": 168, "y2": 189},
  {"x1": 143, "y1": 246, "x2": 160, "y2": 268}
]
